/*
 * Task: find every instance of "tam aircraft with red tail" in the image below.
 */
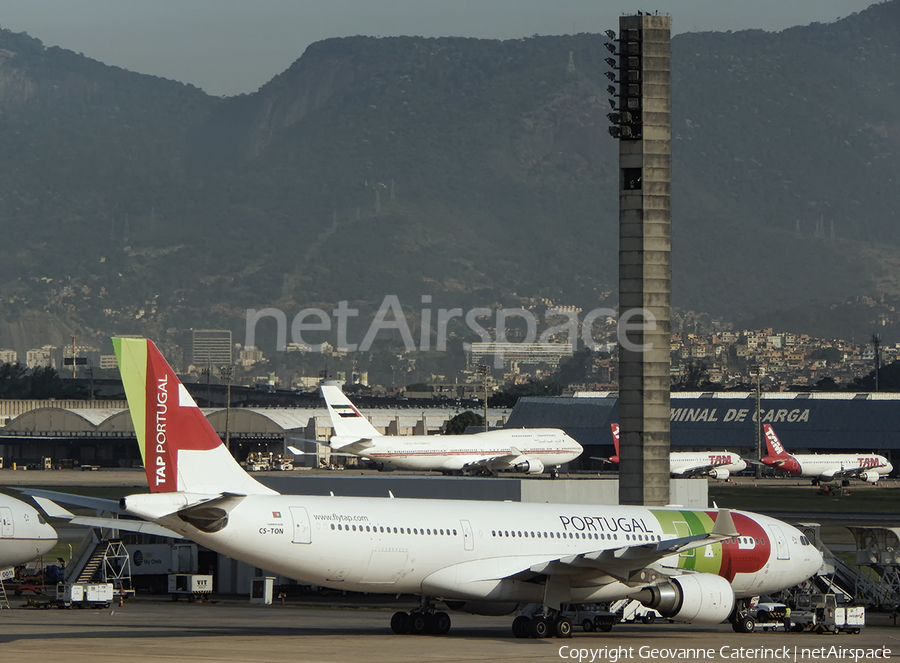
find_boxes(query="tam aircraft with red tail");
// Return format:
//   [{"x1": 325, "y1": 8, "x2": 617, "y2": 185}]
[
  {"x1": 761, "y1": 424, "x2": 893, "y2": 484},
  {"x1": 603, "y1": 424, "x2": 748, "y2": 481},
  {"x1": 110, "y1": 338, "x2": 822, "y2": 637}
]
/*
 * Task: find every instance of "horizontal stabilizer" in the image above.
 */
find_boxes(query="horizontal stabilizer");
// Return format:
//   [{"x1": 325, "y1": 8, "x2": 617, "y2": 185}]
[
  {"x1": 287, "y1": 445, "x2": 361, "y2": 459},
  {"x1": 32, "y1": 496, "x2": 183, "y2": 539}
]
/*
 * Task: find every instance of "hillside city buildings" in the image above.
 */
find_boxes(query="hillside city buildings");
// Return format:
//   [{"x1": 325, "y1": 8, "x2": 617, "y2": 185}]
[{"x1": 1, "y1": 317, "x2": 892, "y2": 396}]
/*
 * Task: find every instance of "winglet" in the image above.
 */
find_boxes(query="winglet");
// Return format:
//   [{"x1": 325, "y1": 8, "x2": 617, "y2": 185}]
[
  {"x1": 711, "y1": 508, "x2": 740, "y2": 538},
  {"x1": 32, "y1": 496, "x2": 75, "y2": 520}
]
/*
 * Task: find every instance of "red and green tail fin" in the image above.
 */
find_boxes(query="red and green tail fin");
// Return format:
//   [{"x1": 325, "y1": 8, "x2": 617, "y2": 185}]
[{"x1": 113, "y1": 337, "x2": 275, "y2": 495}]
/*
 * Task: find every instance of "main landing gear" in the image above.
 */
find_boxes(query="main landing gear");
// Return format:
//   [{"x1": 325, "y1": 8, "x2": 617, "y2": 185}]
[
  {"x1": 511, "y1": 612, "x2": 574, "y2": 639},
  {"x1": 390, "y1": 598, "x2": 452, "y2": 635},
  {"x1": 729, "y1": 600, "x2": 756, "y2": 633}
]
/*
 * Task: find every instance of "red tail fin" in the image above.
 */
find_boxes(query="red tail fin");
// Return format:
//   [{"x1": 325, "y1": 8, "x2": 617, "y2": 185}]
[
  {"x1": 114, "y1": 337, "x2": 275, "y2": 495},
  {"x1": 763, "y1": 424, "x2": 789, "y2": 458},
  {"x1": 610, "y1": 423, "x2": 620, "y2": 464}
]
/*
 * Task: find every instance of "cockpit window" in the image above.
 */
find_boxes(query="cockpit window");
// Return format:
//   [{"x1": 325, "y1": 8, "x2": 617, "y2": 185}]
[
  {"x1": 38, "y1": 514, "x2": 47, "y2": 525},
  {"x1": 799, "y1": 535, "x2": 809, "y2": 546}
]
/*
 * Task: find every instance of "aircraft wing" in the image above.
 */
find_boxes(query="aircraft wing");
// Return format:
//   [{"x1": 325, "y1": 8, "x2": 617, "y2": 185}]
[
  {"x1": 462, "y1": 446, "x2": 524, "y2": 470},
  {"x1": 826, "y1": 462, "x2": 890, "y2": 479},
  {"x1": 672, "y1": 458, "x2": 736, "y2": 478},
  {"x1": 286, "y1": 445, "x2": 361, "y2": 459},
  {"x1": 673, "y1": 463, "x2": 726, "y2": 478},
  {"x1": 513, "y1": 508, "x2": 740, "y2": 582},
  {"x1": 425, "y1": 509, "x2": 740, "y2": 593}
]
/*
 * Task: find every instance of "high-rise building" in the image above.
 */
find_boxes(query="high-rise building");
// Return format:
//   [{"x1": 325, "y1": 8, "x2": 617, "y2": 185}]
[{"x1": 192, "y1": 330, "x2": 233, "y2": 368}]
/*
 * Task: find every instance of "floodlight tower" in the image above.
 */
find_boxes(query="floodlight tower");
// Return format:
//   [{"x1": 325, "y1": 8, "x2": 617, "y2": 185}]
[{"x1": 606, "y1": 15, "x2": 672, "y2": 506}]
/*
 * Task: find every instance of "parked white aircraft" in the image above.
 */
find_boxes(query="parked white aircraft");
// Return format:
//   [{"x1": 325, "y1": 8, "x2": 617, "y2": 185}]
[
  {"x1": 110, "y1": 338, "x2": 822, "y2": 637},
  {"x1": 319, "y1": 384, "x2": 583, "y2": 477},
  {"x1": 0, "y1": 493, "x2": 58, "y2": 569},
  {"x1": 761, "y1": 424, "x2": 893, "y2": 484},
  {"x1": 603, "y1": 424, "x2": 748, "y2": 480}
]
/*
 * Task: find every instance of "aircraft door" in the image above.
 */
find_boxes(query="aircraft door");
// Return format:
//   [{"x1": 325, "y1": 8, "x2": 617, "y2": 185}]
[
  {"x1": 290, "y1": 507, "x2": 312, "y2": 544},
  {"x1": 460, "y1": 519, "x2": 474, "y2": 551},
  {"x1": 0, "y1": 507, "x2": 12, "y2": 537},
  {"x1": 768, "y1": 524, "x2": 790, "y2": 560}
]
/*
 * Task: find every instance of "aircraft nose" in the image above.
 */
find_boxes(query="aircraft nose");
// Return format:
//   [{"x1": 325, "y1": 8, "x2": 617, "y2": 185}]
[
  {"x1": 37, "y1": 532, "x2": 57, "y2": 558},
  {"x1": 809, "y1": 545, "x2": 825, "y2": 577}
]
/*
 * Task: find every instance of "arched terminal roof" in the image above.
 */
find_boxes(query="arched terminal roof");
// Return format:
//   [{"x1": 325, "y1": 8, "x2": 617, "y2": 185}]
[
  {"x1": 5, "y1": 407, "x2": 125, "y2": 433},
  {"x1": 206, "y1": 408, "x2": 312, "y2": 434}
]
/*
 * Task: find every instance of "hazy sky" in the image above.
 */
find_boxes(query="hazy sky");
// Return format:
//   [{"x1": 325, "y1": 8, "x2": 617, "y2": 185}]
[{"x1": 0, "y1": 0, "x2": 880, "y2": 97}]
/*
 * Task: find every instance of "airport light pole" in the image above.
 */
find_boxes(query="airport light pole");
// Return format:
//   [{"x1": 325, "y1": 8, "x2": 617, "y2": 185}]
[
  {"x1": 751, "y1": 363, "x2": 762, "y2": 478},
  {"x1": 476, "y1": 364, "x2": 489, "y2": 432},
  {"x1": 221, "y1": 366, "x2": 234, "y2": 452},
  {"x1": 872, "y1": 334, "x2": 881, "y2": 392}
]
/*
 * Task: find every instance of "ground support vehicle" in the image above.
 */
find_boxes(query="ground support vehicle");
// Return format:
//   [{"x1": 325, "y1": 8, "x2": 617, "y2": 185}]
[{"x1": 790, "y1": 594, "x2": 864, "y2": 634}]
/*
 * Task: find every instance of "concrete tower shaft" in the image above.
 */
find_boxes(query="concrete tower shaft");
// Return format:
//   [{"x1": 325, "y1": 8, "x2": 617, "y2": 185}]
[{"x1": 616, "y1": 15, "x2": 672, "y2": 506}]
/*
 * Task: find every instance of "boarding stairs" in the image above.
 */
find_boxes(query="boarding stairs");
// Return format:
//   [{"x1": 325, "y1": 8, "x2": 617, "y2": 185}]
[{"x1": 66, "y1": 536, "x2": 132, "y2": 593}]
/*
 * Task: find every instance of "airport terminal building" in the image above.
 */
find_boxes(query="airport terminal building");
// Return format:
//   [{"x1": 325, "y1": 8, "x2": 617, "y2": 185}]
[
  {"x1": 506, "y1": 392, "x2": 900, "y2": 471},
  {"x1": 0, "y1": 392, "x2": 897, "y2": 473}
]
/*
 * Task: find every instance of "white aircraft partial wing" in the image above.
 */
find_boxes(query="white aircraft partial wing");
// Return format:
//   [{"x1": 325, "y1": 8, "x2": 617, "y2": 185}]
[
  {"x1": 673, "y1": 460, "x2": 732, "y2": 478},
  {"x1": 824, "y1": 461, "x2": 890, "y2": 479},
  {"x1": 429, "y1": 509, "x2": 741, "y2": 590},
  {"x1": 286, "y1": 445, "x2": 361, "y2": 459},
  {"x1": 463, "y1": 445, "x2": 524, "y2": 470}
]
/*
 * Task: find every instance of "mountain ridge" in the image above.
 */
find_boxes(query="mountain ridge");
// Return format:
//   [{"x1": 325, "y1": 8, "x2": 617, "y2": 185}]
[{"x1": 0, "y1": 4, "x2": 898, "y2": 355}]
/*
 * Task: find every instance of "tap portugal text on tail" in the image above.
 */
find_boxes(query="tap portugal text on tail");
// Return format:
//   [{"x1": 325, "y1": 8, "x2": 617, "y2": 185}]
[{"x1": 112, "y1": 337, "x2": 823, "y2": 638}]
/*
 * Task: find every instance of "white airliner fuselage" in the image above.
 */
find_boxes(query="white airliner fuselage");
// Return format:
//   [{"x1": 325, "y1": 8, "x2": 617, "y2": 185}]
[
  {"x1": 124, "y1": 493, "x2": 821, "y2": 604},
  {"x1": 669, "y1": 452, "x2": 748, "y2": 479},
  {"x1": 608, "y1": 424, "x2": 747, "y2": 480},
  {"x1": 761, "y1": 424, "x2": 893, "y2": 483},
  {"x1": 109, "y1": 338, "x2": 825, "y2": 637},
  {"x1": 332, "y1": 428, "x2": 583, "y2": 474},
  {"x1": 322, "y1": 386, "x2": 582, "y2": 475},
  {"x1": 0, "y1": 493, "x2": 58, "y2": 569}
]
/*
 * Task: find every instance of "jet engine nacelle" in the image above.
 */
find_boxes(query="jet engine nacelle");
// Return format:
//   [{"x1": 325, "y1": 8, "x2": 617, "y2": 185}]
[
  {"x1": 444, "y1": 600, "x2": 517, "y2": 616},
  {"x1": 860, "y1": 470, "x2": 880, "y2": 484},
  {"x1": 630, "y1": 574, "x2": 734, "y2": 624},
  {"x1": 514, "y1": 458, "x2": 544, "y2": 475},
  {"x1": 707, "y1": 468, "x2": 730, "y2": 481}
]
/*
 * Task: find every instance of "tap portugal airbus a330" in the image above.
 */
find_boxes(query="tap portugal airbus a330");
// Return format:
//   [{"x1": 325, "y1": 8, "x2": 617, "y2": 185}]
[
  {"x1": 112, "y1": 338, "x2": 822, "y2": 638},
  {"x1": 320, "y1": 384, "x2": 583, "y2": 477}
]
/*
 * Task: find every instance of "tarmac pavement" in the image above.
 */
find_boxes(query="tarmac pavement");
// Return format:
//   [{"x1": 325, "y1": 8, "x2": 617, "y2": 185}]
[{"x1": 1, "y1": 598, "x2": 899, "y2": 663}]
